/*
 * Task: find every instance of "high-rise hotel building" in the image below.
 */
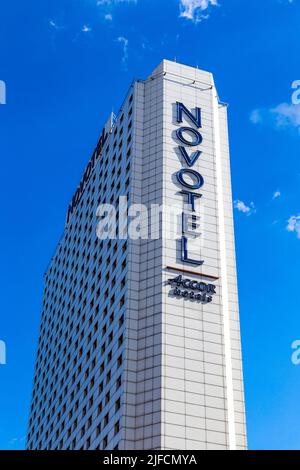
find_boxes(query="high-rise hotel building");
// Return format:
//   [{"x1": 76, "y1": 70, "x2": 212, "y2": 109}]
[{"x1": 27, "y1": 60, "x2": 247, "y2": 450}]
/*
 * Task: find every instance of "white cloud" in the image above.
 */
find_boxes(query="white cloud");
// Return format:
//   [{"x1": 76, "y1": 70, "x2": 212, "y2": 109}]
[
  {"x1": 249, "y1": 109, "x2": 263, "y2": 124},
  {"x1": 271, "y1": 103, "x2": 300, "y2": 129},
  {"x1": 117, "y1": 36, "x2": 129, "y2": 70},
  {"x1": 273, "y1": 190, "x2": 281, "y2": 199},
  {"x1": 49, "y1": 20, "x2": 60, "y2": 30},
  {"x1": 234, "y1": 200, "x2": 256, "y2": 216},
  {"x1": 97, "y1": 0, "x2": 137, "y2": 4},
  {"x1": 140, "y1": 37, "x2": 154, "y2": 52},
  {"x1": 179, "y1": 0, "x2": 219, "y2": 23},
  {"x1": 8, "y1": 436, "x2": 25, "y2": 446},
  {"x1": 250, "y1": 103, "x2": 300, "y2": 132},
  {"x1": 98, "y1": 0, "x2": 136, "y2": 21},
  {"x1": 287, "y1": 215, "x2": 300, "y2": 239},
  {"x1": 82, "y1": 24, "x2": 92, "y2": 33},
  {"x1": 9, "y1": 438, "x2": 18, "y2": 445},
  {"x1": 0, "y1": 80, "x2": 6, "y2": 105},
  {"x1": 49, "y1": 19, "x2": 66, "y2": 32}
]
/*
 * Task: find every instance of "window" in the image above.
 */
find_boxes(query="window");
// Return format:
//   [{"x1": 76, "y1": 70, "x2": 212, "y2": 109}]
[
  {"x1": 116, "y1": 376, "x2": 122, "y2": 389},
  {"x1": 115, "y1": 398, "x2": 121, "y2": 411},
  {"x1": 114, "y1": 421, "x2": 120, "y2": 436}
]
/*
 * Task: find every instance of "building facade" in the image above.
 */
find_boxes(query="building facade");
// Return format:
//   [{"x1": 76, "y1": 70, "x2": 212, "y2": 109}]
[{"x1": 27, "y1": 60, "x2": 247, "y2": 450}]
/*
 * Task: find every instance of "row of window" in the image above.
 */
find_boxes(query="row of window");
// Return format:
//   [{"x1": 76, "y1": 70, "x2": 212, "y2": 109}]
[{"x1": 28, "y1": 93, "x2": 134, "y2": 449}]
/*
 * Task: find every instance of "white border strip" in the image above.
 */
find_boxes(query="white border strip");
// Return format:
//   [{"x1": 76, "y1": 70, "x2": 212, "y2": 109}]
[{"x1": 212, "y1": 85, "x2": 236, "y2": 450}]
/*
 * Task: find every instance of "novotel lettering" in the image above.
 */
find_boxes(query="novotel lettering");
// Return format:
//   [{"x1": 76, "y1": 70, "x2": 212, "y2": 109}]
[
  {"x1": 174, "y1": 101, "x2": 204, "y2": 266},
  {"x1": 66, "y1": 128, "x2": 108, "y2": 224}
]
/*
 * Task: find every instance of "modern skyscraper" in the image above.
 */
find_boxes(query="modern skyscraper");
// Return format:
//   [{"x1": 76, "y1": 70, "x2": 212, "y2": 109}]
[{"x1": 27, "y1": 60, "x2": 247, "y2": 450}]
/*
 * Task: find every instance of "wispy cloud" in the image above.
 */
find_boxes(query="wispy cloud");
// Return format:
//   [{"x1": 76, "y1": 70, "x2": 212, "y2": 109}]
[
  {"x1": 287, "y1": 215, "x2": 300, "y2": 239},
  {"x1": 81, "y1": 24, "x2": 92, "y2": 33},
  {"x1": 98, "y1": 0, "x2": 136, "y2": 22},
  {"x1": 116, "y1": 36, "x2": 129, "y2": 70},
  {"x1": 179, "y1": 0, "x2": 219, "y2": 23},
  {"x1": 234, "y1": 199, "x2": 256, "y2": 216},
  {"x1": 9, "y1": 438, "x2": 18, "y2": 445},
  {"x1": 48, "y1": 19, "x2": 65, "y2": 48},
  {"x1": 141, "y1": 37, "x2": 154, "y2": 52},
  {"x1": 250, "y1": 103, "x2": 300, "y2": 133},
  {"x1": 273, "y1": 190, "x2": 281, "y2": 200},
  {"x1": 49, "y1": 19, "x2": 62, "y2": 30},
  {"x1": 8, "y1": 436, "x2": 26, "y2": 446},
  {"x1": 249, "y1": 109, "x2": 263, "y2": 124},
  {"x1": 97, "y1": 0, "x2": 137, "y2": 5},
  {"x1": 0, "y1": 80, "x2": 6, "y2": 105}
]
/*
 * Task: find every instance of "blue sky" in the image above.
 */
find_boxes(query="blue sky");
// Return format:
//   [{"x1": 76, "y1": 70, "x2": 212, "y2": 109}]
[{"x1": 0, "y1": 0, "x2": 300, "y2": 450}]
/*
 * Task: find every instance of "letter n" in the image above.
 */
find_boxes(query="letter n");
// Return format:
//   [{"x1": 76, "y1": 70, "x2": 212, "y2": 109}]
[{"x1": 176, "y1": 102, "x2": 201, "y2": 128}]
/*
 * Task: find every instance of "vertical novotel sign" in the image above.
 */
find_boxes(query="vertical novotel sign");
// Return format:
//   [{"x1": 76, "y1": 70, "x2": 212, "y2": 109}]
[
  {"x1": 175, "y1": 102, "x2": 204, "y2": 266},
  {"x1": 66, "y1": 128, "x2": 108, "y2": 224}
]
